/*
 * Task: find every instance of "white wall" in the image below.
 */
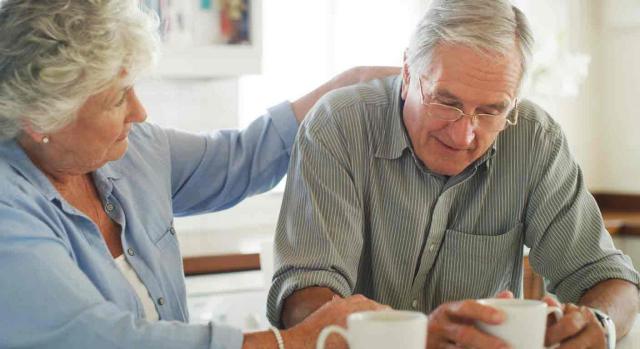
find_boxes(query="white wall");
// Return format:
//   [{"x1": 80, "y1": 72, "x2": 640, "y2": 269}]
[{"x1": 592, "y1": 0, "x2": 640, "y2": 193}]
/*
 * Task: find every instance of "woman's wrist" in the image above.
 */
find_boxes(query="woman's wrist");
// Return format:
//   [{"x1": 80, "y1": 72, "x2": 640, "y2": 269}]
[{"x1": 279, "y1": 327, "x2": 298, "y2": 349}]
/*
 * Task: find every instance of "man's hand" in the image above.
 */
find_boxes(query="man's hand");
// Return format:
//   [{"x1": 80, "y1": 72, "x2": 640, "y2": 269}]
[
  {"x1": 542, "y1": 296, "x2": 607, "y2": 348},
  {"x1": 427, "y1": 299, "x2": 510, "y2": 348},
  {"x1": 282, "y1": 294, "x2": 390, "y2": 349},
  {"x1": 282, "y1": 287, "x2": 339, "y2": 328}
]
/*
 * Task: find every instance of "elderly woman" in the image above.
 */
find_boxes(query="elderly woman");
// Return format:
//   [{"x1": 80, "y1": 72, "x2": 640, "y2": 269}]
[{"x1": 0, "y1": 0, "x2": 395, "y2": 348}]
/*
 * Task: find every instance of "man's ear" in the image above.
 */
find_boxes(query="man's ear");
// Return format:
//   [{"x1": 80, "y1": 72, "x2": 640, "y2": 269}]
[{"x1": 401, "y1": 50, "x2": 410, "y2": 100}]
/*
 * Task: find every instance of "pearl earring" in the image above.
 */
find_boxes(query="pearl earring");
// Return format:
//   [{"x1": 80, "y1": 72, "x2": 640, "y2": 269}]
[{"x1": 42, "y1": 136, "x2": 50, "y2": 144}]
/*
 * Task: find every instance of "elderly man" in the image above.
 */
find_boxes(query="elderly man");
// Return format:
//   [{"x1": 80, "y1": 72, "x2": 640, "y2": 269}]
[{"x1": 267, "y1": 0, "x2": 639, "y2": 348}]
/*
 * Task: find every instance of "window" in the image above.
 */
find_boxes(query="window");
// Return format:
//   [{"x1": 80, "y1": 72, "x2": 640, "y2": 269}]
[{"x1": 238, "y1": 0, "x2": 427, "y2": 126}]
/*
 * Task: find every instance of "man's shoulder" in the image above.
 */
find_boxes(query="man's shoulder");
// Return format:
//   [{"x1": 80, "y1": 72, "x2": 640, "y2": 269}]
[
  {"x1": 496, "y1": 99, "x2": 569, "y2": 166},
  {"x1": 514, "y1": 99, "x2": 562, "y2": 136},
  {"x1": 304, "y1": 75, "x2": 400, "y2": 133},
  {"x1": 324, "y1": 75, "x2": 397, "y2": 107}
]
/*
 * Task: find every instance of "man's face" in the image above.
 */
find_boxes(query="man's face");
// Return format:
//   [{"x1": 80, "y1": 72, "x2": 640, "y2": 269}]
[{"x1": 401, "y1": 44, "x2": 521, "y2": 176}]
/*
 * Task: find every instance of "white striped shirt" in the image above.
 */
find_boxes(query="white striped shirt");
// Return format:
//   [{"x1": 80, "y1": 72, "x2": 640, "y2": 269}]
[{"x1": 267, "y1": 76, "x2": 639, "y2": 325}]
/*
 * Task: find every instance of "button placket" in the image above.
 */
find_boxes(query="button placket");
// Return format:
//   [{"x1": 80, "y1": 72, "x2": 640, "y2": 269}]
[{"x1": 411, "y1": 195, "x2": 451, "y2": 297}]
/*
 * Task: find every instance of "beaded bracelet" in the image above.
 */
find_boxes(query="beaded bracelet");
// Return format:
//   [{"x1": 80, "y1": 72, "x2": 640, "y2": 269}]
[{"x1": 269, "y1": 326, "x2": 285, "y2": 349}]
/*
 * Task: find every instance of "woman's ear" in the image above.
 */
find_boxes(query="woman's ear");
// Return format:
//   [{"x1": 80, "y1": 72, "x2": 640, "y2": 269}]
[{"x1": 21, "y1": 120, "x2": 48, "y2": 144}]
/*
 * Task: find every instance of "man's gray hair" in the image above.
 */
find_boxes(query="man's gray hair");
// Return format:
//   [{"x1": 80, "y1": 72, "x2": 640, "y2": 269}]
[
  {"x1": 406, "y1": 0, "x2": 534, "y2": 93},
  {"x1": 0, "y1": 0, "x2": 160, "y2": 141}
]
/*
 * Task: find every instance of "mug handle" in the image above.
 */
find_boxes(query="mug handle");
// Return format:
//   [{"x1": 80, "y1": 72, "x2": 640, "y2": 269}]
[
  {"x1": 547, "y1": 306, "x2": 563, "y2": 323},
  {"x1": 316, "y1": 325, "x2": 349, "y2": 349},
  {"x1": 545, "y1": 306, "x2": 564, "y2": 349}
]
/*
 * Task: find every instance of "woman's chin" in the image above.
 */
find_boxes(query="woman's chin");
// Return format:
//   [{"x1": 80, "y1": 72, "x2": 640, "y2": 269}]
[{"x1": 108, "y1": 138, "x2": 129, "y2": 161}]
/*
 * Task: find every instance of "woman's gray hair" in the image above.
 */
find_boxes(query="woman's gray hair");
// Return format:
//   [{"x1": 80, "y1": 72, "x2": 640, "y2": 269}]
[
  {"x1": 0, "y1": 0, "x2": 159, "y2": 141},
  {"x1": 406, "y1": 0, "x2": 534, "y2": 93}
]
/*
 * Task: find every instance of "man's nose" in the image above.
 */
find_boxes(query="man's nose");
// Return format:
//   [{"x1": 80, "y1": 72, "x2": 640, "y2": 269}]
[{"x1": 447, "y1": 115, "x2": 476, "y2": 149}]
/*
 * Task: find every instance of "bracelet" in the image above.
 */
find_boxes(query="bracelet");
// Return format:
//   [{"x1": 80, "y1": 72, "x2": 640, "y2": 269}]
[{"x1": 269, "y1": 326, "x2": 285, "y2": 349}]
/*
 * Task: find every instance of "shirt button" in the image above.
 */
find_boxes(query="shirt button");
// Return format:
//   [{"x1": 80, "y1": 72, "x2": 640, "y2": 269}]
[
  {"x1": 412, "y1": 299, "x2": 418, "y2": 309},
  {"x1": 170, "y1": 227, "x2": 176, "y2": 235},
  {"x1": 157, "y1": 297, "x2": 165, "y2": 306},
  {"x1": 127, "y1": 248, "x2": 135, "y2": 256},
  {"x1": 429, "y1": 243, "x2": 436, "y2": 252},
  {"x1": 105, "y1": 203, "x2": 115, "y2": 212}
]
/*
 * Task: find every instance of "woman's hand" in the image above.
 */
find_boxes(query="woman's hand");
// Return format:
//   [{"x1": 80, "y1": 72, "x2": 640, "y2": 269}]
[
  {"x1": 282, "y1": 294, "x2": 390, "y2": 349},
  {"x1": 292, "y1": 66, "x2": 401, "y2": 123}
]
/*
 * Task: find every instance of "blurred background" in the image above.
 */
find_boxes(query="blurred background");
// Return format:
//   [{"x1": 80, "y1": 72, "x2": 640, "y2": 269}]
[{"x1": 135, "y1": 0, "x2": 640, "y2": 330}]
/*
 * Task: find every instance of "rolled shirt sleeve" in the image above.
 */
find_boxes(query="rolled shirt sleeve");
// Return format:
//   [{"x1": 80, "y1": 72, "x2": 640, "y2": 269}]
[
  {"x1": 168, "y1": 101, "x2": 299, "y2": 216},
  {"x1": 524, "y1": 125, "x2": 640, "y2": 303},
  {"x1": 266, "y1": 103, "x2": 364, "y2": 327}
]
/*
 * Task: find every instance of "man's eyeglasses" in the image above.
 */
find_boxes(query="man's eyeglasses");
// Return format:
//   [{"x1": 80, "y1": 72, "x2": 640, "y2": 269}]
[{"x1": 418, "y1": 78, "x2": 519, "y2": 132}]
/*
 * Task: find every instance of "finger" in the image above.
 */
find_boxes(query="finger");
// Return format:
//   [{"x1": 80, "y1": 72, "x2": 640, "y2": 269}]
[
  {"x1": 546, "y1": 306, "x2": 588, "y2": 345},
  {"x1": 343, "y1": 294, "x2": 390, "y2": 312},
  {"x1": 446, "y1": 300, "x2": 506, "y2": 325},
  {"x1": 494, "y1": 290, "x2": 515, "y2": 299},
  {"x1": 556, "y1": 321, "x2": 605, "y2": 349},
  {"x1": 440, "y1": 322, "x2": 509, "y2": 349},
  {"x1": 441, "y1": 343, "x2": 465, "y2": 349},
  {"x1": 542, "y1": 295, "x2": 561, "y2": 308}
]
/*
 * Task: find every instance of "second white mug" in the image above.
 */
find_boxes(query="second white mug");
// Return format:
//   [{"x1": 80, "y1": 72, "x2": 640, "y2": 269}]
[
  {"x1": 476, "y1": 298, "x2": 563, "y2": 349},
  {"x1": 316, "y1": 310, "x2": 427, "y2": 349}
]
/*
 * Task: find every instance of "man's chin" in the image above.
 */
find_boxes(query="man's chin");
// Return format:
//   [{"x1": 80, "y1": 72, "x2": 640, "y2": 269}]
[{"x1": 423, "y1": 158, "x2": 469, "y2": 177}]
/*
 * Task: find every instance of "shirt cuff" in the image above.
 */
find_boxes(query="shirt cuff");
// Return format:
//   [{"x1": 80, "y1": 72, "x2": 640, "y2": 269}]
[
  {"x1": 267, "y1": 101, "x2": 299, "y2": 156},
  {"x1": 552, "y1": 254, "x2": 640, "y2": 304},
  {"x1": 266, "y1": 269, "x2": 353, "y2": 327},
  {"x1": 210, "y1": 323, "x2": 243, "y2": 349}
]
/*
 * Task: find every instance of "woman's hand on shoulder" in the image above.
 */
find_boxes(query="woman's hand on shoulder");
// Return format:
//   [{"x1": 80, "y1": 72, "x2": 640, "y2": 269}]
[{"x1": 292, "y1": 66, "x2": 400, "y2": 123}]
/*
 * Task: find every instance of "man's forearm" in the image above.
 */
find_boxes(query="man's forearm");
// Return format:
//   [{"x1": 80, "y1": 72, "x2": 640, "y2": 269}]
[
  {"x1": 579, "y1": 278, "x2": 640, "y2": 339},
  {"x1": 281, "y1": 287, "x2": 338, "y2": 328}
]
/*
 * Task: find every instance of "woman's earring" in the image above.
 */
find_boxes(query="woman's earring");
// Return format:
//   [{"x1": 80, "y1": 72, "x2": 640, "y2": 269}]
[{"x1": 42, "y1": 136, "x2": 50, "y2": 144}]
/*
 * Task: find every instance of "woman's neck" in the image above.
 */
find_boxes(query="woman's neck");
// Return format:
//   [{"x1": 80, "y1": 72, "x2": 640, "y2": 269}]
[{"x1": 17, "y1": 134, "x2": 90, "y2": 187}]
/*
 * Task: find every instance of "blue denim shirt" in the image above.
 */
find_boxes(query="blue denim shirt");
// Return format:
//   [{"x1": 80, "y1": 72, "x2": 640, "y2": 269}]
[{"x1": 0, "y1": 102, "x2": 297, "y2": 349}]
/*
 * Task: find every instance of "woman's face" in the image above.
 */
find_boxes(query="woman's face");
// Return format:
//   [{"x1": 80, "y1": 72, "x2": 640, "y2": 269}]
[{"x1": 44, "y1": 82, "x2": 147, "y2": 174}]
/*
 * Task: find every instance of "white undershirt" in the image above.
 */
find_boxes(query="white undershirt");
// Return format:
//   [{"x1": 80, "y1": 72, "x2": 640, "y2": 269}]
[{"x1": 114, "y1": 255, "x2": 160, "y2": 321}]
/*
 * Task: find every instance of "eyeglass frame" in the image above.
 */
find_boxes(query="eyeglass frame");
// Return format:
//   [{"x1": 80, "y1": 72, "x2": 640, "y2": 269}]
[{"x1": 417, "y1": 78, "x2": 519, "y2": 130}]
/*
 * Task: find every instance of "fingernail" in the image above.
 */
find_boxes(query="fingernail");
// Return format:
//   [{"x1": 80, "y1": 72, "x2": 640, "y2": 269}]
[{"x1": 492, "y1": 311, "x2": 504, "y2": 322}]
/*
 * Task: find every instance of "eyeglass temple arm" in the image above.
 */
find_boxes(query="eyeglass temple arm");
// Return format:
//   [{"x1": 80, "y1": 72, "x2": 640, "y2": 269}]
[{"x1": 506, "y1": 101, "x2": 519, "y2": 126}]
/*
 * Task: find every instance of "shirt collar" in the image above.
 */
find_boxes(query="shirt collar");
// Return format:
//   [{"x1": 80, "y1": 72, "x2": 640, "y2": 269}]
[
  {"x1": 373, "y1": 76, "x2": 498, "y2": 171},
  {"x1": 374, "y1": 75, "x2": 411, "y2": 160}
]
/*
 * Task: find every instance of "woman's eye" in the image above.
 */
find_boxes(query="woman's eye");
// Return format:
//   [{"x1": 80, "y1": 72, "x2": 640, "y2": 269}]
[{"x1": 114, "y1": 91, "x2": 128, "y2": 107}]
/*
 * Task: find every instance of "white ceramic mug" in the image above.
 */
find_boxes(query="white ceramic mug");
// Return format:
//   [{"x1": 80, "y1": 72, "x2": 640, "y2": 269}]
[
  {"x1": 316, "y1": 310, "x2": 427, "y2": 349},
  {"x1": 476, "y1": 299, "x2": 563, "y2": 349}
]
